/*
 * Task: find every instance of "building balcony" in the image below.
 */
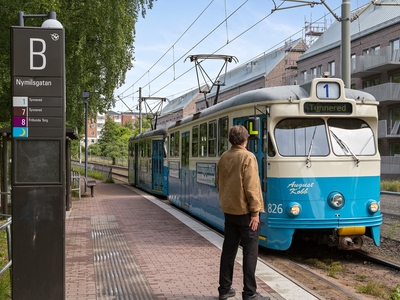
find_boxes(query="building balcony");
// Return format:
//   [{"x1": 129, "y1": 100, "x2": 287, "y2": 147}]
[
  {"x1": 351, "y1": 46, "x2": 400, "y2": 78},
  {"x1": 363, "y1": 82, "x2": 400, "y2": 103},
  {"x1": 378, "y1": 119, "x2": 400, "y2": 139}
]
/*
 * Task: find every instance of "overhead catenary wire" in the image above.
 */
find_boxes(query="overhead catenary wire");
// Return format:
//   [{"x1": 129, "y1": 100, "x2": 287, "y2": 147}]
[
  {"x1": 116, "y1": 0, "x2": 216, "y2": 97},
  {"x1": 116, "y1": 0, "x2": 341, "y2": 111},
  {"x1": 120, "y1": 0, "x2": 287, "y2": 101},
  {"x1": 116, "y1": 0, "x2": 248, "y2": 101}
]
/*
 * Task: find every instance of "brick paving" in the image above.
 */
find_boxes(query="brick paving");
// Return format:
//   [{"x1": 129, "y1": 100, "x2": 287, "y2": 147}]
[{"x1": 65, "y1": 180, "x2": 278, "y2": 300}]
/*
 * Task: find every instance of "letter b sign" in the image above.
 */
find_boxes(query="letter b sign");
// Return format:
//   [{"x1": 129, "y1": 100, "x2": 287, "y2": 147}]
[
  {"x1": 30, "y1": 38, "x2": 46, "y2": 70},
  {"x1": 12, "y1": 27, "x2": 63, "y2": 77}
]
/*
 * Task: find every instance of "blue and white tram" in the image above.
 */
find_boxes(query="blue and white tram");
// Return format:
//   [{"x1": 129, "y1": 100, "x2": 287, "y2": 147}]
[
  {"x1": 166, "y1": 77, "x2": 382, "y2": 251},
  {"x1": 128, "y1": 128, "x2": 168, "y2": 197}
]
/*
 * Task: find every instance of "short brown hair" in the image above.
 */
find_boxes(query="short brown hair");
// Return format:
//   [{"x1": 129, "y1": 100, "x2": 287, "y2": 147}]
[{"x1": 228, "y1": 125, "x2": 249, "y2": 146}]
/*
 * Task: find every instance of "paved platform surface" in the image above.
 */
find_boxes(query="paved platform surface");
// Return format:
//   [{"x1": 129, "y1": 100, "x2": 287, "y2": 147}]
[{"x1": 66, "y1": 180, "x2": 320, "y2": 300}]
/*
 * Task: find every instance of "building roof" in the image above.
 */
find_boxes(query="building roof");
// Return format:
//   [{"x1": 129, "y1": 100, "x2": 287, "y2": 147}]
[
  {"x1": 160, "y1": 87, "x2": 200, "y2": 117},
  {"x1": 298, "y1": 0, "x2": 400, "y2": 61},
  {"x1": 160, "y1": 38, "x2": 305, "y2": 116},
  {"x1": 206, "y1": 38, "x2": 304, "y2": 98}
]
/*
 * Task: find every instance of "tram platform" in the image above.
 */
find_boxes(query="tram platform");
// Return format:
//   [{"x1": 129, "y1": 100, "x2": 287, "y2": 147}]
[{"x1": 66, "y1": 180, "x2": 320, "y2": 300}]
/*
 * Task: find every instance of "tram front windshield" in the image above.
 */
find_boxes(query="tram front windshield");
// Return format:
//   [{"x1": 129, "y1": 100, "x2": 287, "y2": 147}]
[{"x1": 274, "y1": 118, "x2": 375, "y2": 157}]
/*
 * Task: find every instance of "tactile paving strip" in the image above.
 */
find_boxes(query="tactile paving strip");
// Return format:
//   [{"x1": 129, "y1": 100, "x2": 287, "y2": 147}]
[{"x1": 91, "y1": 215, "x2": 155, "y2": 299}]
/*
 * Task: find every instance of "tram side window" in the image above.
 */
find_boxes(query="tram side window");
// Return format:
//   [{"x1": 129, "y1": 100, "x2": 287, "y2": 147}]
[
  {"x1": 143, "y1": 140, "x2": 147, "y2": 157},
  {"x1": 128, "y1": 141, "x2": 133, "y2": 157},
  {"x1": 192, "y1": 126, "x2": 199, "y2": 157},
  {"x1": 170, "y1": 131, "x2": 180, "y2": 157},
  {"x1": 328, "y1": 118, "x2": 375, "y2": 155},
  {"x1": 275, "y1": 118, "x2": 329, "y2": 156},
  {"x1": 262, "y1": 119, "x2": 276, "y2": 157},
  {"x1": 139, "y1": 141, "x2": 144, "y2": 157},
  {"x1": 146, "y1": 140, "x2": 151, "y2": 157},
  {"x1": 208, "y1": 121, "x2": 217, "y2": 156},
  {"x1": 218, "y1": 116, "x2": 229, "y2": 156},
  {"x1": 199, "y1": 123, "x2": 207, "y2": 157}
]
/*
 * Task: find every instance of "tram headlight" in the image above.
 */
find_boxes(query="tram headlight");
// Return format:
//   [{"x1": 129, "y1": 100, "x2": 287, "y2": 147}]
[
  {"x1": 287, "y1": 202, "x2": 301, "y2": 217},
  {"x1": 367, "y1": 201, "x2": 379, "y2": 213},
  {"x1": 327, "y1": 192, "x2": 345, "y2": 209}
]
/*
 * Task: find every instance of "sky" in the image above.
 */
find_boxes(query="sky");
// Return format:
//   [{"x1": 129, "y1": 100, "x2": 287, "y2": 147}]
[{"x1": 113, "y1": 0, "x2": 372, "y2": 113}]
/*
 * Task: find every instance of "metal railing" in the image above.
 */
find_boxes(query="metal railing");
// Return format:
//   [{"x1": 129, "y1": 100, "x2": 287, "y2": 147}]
[
  {"x1": 0, "y1": 209, "x2": 12, "y2": 278},
  {"x1": 71, "y1": 170, "x2": 81, "y2": 200}
]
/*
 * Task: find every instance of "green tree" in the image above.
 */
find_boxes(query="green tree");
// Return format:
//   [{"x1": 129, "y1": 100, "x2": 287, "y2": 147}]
[
  {"x1": 88, "y1": 142, "x2": 101, "y2": 157},
  {"x1": 132, "y1": 117, "x2": 152, "y2": 135},
  {"x1": 0, "y1": 0, "x2": 155, "y2": 133},
  {"x1": 96, "y1": 116, "x2": 134, "y2": 160}
]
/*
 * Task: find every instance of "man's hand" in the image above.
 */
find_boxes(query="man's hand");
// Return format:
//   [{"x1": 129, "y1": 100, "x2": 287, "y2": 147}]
[{"x1": 249, "y1": 215, "x2": 259, "y2": 231}]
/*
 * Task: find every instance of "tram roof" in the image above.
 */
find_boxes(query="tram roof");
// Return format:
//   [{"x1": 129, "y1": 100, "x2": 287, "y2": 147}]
[
  {"x1": 205, "y1": 38, "x2": 304, "y2": 99},
  {"x1": 129, "y1": 128, "x2": 167, "y2": 141},
  {"x1": 168, "y1": 81, "x2": 376, "y2": 129}
]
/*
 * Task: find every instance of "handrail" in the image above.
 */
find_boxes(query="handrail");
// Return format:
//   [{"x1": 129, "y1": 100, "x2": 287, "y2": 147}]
[
  {"x1": 71, "y1": 170, "x2": 81, "y2": 200},
  {"x1": 0, "y1": 214, "x2": 12, "y2": 277}
]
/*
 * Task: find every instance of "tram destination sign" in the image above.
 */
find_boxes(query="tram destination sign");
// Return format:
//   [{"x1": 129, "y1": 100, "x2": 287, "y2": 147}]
[{"x1": 304, "y1": 102, "x2": 352, "y2": 115}]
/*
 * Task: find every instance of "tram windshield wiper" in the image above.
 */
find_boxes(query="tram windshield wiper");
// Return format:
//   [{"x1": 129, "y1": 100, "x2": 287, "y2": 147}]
[
  {"x1": 306, "y1": 126, "x2": 317, "y2": 166},
  {"x1": 330, "y1": 130, "x2": 359, "y2": 166}
]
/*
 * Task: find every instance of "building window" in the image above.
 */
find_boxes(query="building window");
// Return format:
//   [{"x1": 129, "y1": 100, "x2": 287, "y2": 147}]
[
  {"x1": 351, "y1": 54, "x2": 356, "y2": 71},
  {"x1": 301, "y1": 70, "x2": 307, "y2": 79},
  {"x1": 390, "y1": 108, "x2": 400, "y2": 133},
  {"x1": 362, "y1": 80, "x2": 370, "y2": 89},
  {"x1": 391, "y1": 39, "x2": 400, "y2": 61},
  {"x1": 390, "y1": 73, "x2": 400, "y2": 83},
  {"x1": 371, "y1": 78, "x2": 381, "y2": 86},
  {"x1": 317, "y1": 65, "x2": 323, "y2": 76},
  {"x1": 328, "y1": 61, "x2": 335, "y2": 76},
  {"x1": 371, "y1": 45, "x2": 380, "y2": 53},
  {"x1": 390, "y1": 143, "x2": 400, "y2": 156},
  {"x1": 310, "y1": 67, "x2": 316, "y2": 77}
]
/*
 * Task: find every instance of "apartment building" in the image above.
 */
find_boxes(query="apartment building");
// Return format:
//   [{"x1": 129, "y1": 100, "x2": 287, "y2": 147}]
[
  {"x1": 85, "y1": 111, "x2": 138, "y2": 145},
  {"x1": 296, "y1": 1, "x2": 400, "y2": 157}
]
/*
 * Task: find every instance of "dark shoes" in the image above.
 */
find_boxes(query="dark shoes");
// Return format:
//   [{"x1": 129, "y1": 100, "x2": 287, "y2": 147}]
[
  {"x1": 218, "y1": 288, "x2": 236, "y2": 300},
  {"x1": 242, "y1": 292, "x2": 270, "y2": 300}
]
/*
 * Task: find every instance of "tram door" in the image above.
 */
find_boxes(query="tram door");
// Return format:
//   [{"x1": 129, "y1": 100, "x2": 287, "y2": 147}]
[
  {"x1": 181, "y1": 132, "x2": 190, "y2": 206},
  {"x1": 134, "y1": 142, "x2": 139, "y2": 186},
  {"x1": 152, "y1": 140, "x2": 164, "y2": 191},
  {"x1": 233, "y1": 117, "x2": 267, "y2": 199}
]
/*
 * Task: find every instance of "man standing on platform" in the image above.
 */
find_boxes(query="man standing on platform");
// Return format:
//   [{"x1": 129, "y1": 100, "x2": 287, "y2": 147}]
[{"x1": 216, "y1": 125, "x2": 269, "y2": 300}]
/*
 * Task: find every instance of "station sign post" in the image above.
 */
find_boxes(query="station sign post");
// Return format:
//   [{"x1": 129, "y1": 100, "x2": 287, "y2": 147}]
[{"x1": 11, "y1": 20, "x2": 65, "y2": 299}]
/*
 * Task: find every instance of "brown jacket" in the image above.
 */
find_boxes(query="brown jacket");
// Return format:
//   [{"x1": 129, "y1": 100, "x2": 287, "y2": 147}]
[{"x1": 216, "y1": 145, "x2": 264, "y2": 217}]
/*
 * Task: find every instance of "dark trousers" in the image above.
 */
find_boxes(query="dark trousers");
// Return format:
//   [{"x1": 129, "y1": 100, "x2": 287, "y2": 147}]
[{"x1": 218, "y1": 213, "x2": 259, "y2": 296}]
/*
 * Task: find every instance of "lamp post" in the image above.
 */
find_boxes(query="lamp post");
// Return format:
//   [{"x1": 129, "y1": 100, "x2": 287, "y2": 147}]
[{"x1": 82, "y1": 91, "x2": 90, "y2": 192}]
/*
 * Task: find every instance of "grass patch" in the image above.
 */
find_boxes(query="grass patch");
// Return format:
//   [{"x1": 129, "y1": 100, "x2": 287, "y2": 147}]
[
  {"x1": 72, "y1": 167, "x2": 105, "y2": 181},
  {"x1": 385, "y1": 221, "x2": 399, "y2": 240},
  {"x1": 304, "y1": 258, "x2": 346, "y2": 278},
  {"x1": 381, "y1": 180, "x2": 400, "y2": 192},
  {"x1": 356, "y1": 282, "x2": 400, "y2": 299}
]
